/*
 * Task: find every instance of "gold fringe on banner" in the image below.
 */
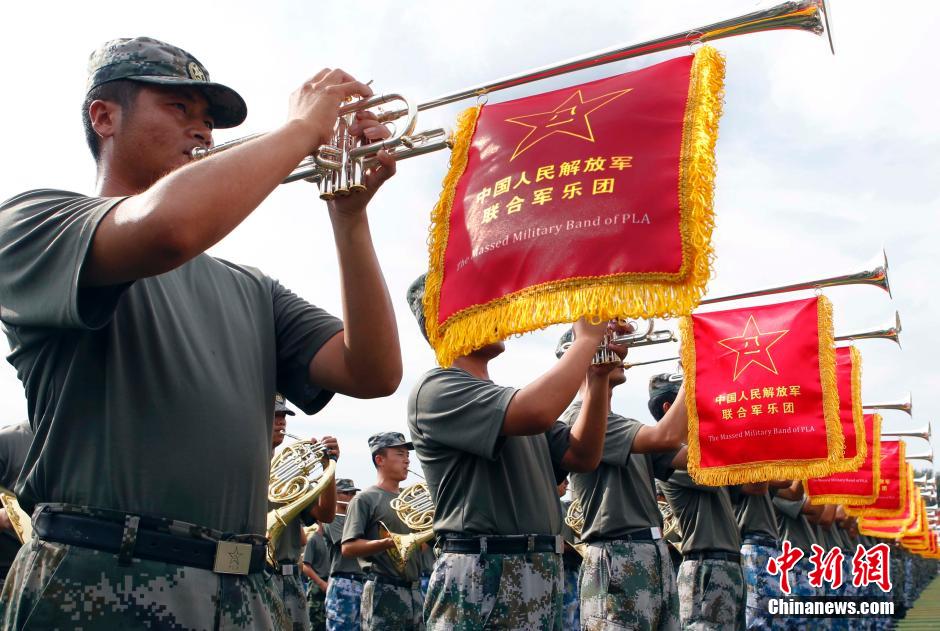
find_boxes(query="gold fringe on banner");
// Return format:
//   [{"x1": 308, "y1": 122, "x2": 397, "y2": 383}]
[
  {"x1": 859, "y1": 468, "x2": 918, "y2": 530},
  {"x1": 423, "y1": 46, "x2": 726, "y2": 367},
  {"x1": 820, "y1": 414, "x2": 881, "y2": 506},
  {"x1": 683, "y1": 296, "x2": 845, "y2": 485}
]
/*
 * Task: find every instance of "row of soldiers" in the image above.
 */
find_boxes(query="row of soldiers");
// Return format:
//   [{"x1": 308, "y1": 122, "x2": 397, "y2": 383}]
[{"x1": 249, "y1": 278, "x2": 937, "y2": 631}]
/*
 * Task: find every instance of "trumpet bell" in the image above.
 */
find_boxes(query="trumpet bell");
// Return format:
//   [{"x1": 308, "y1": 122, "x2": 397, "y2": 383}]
[
  {"x1": 863, "y1": 392, "x2": 913, "y2": 417},
  {"x1": 380, "y1": 522, "x2": 435, "y2": 572}
]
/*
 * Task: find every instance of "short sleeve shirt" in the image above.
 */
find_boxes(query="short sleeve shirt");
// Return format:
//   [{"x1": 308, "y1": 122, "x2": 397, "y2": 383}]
[
  {"x1": 407, "y1": 367, "x2": 569, "y2": 536},
  {"x1": 322, "y1": 514, "x2": 362, "y2": 576},
  {"x1": 0, "y1": 190, "x2": 344, "y2": 534},
  {"x1": 660, "y1": 471, "x2": 741, "y2": 553},
  {"x1": 304, "y1": 529, "x2": 330, "y2": 578},
  {"x1": 563, "y1": 401, "x2": 676, "y2": 542},
  {"x1": 0, "y1": 421, "x2": 32, "y2": 491},
  {"x1": 342, "y1": 485, "x2": 422, "y2": 581},
  {"x1": 771, "y1": 496, "x2": 817, "y2": 553},
  {"x1": 729, "y1": 487, "x2": 780, "y2": 542}
]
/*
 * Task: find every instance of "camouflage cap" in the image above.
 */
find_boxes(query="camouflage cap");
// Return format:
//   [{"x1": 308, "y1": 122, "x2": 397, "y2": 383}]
[
  {"x1": 86, "y1": 37, "x2": 247, "y2": 128},
  {"x1": 368, "y1": 431, "x2": 414, "y2": 456},
  {"x1": 274, "y1": 393, "x2": 295, "y2": 416},
  {"x1": 649, "y1": 372, "x2": 683, "y2": 398},
  {"x1": 555, "y1": 327, "x2": 575, "y2": 359},
  {"x1": 647, "y1": 372, "x2": 682, "y2": 419},
  {"x1": 406, "y1": 273, "x2": 429, "y2": 341},
  {"x1": 335, "y1": 478, "x2": 360, "y2": 493}
]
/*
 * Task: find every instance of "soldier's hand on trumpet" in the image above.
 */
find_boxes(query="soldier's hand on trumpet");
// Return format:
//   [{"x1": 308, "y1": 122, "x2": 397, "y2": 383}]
[
  {"x1": 327, "y1": 110, "x2": 397, "y2": 216},
  {"x1": 289, "y1": 68, "x2": 374, "y2": 151},
  {"x1": 587, "y1": 320, "x2": 633, "y2": 381}
]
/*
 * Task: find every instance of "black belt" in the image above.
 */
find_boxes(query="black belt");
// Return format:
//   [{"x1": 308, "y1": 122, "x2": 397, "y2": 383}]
[
  {"x1": 683, "y1": 550, "x2": 741, "y2": 563},
  {"x1": 589, "y1": 528, "x2": 656, "y2": 543},
  {"x1": 367, "y1": 573, "x2": 420, "y2": 589},
  {"x1": 441, "y1": 534, "x2": 563, "y2": 555},
  {"x1": 742, "y1": 534, "x2": 779, "y2": 548},
  {"x1": 33, "y1": 510, "x2": 266, "y2": 574},
  {"x1": 330, "y1": 571, "x2": 365, "y2": 582}
]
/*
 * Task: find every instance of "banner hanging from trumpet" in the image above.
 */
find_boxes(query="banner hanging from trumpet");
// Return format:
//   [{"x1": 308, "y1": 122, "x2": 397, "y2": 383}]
[
  {"x1": 859, "y1": 465, "x2": 917, "y2": 538},
  {"x1": 806, "y1": 413, "x2": 882, "y2": 505},
  {"x1": 423, "y1": 47, "x2": 725, "y2": 366},
  {"x1": 846, "y1": 440, "x2": 908, "y2": 518},
  {"x1": 680, "y1": 295, "x2": 843, "y2": 485}
]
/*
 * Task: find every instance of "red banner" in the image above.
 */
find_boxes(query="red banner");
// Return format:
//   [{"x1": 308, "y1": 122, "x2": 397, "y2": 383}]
[
  {"x1": 834, "y1": 347, "x2": 865, "y2": 470},
  {"x1": 424, "y1": 47, "x2": 725, "y2": 366},
  {"x1": 859, "y1": 465, "x2": 916, "y2": 537},
  {"x1": 847, "y1": 441, "x2": 908, "y2": 518},
  {"x1": 680, "y1": 296, "x2": 843, "y2": 484},
  {"x1": 806, "y1": 414, "x2": 882, "y2": 505}
]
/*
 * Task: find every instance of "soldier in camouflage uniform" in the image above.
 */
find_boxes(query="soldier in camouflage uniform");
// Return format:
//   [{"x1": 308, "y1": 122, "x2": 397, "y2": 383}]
[
  {"x1": 558, "y1": 478, "x2": 582, "y2": 631},
  {"x1": 771, "y1": 484, "x2": 820, "y2": 631},
  {"x1": 729, "y1": 482, "x2": 785, "y2": 630},
  {"x1": 0, "y1": 35, "x2": 401, "y2": 629},
  {"x1": 323, "y1": 478, "x2": 365, "y2": 630},
  {"x1": 303, "y1": 523, "x2": 330, "y2": 630},
  {"x1": 342, "y1": 433, "x2": 425, "y2": 630},
  {"x1": 405, "y1": 275, "x2": 617, "y2": 630},
  {"x1": 660, "y1": 468, "x2": 746, "y2": 630},
  {"x1": 270, "y1": 396, "x2": 339, "y2": 631},
  {"x1": 557, "y1": 341, "x2": 690, "y2": 631}
]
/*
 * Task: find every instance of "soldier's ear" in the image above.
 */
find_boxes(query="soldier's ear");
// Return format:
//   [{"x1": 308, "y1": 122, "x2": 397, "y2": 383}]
[{"x1": 88, "y1": 99, "x2": 121, "y2": 142}]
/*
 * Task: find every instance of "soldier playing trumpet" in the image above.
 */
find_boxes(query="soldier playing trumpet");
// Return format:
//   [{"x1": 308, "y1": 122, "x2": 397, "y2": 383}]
[{"x1": 556, "y1": 327, "x2": 690, "y2": 631}]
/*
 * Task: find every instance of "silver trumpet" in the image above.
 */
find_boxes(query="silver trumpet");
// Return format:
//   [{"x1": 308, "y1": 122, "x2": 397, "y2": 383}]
[
  {"x1": 193, "y1": 1, "x2": 832, "y2": 201},
  {"x1": 864, "y1": 393, "x2": 913, "y2": 417},
  {"x1": 906, "y1": 445, "x2": 935, "y2": 464},
  {"x1": 558, "y1": 319, "x2": 678, "y2": 365},
  {"x1": 882, "y1": 422, "x2": 932, "y2": 443}
]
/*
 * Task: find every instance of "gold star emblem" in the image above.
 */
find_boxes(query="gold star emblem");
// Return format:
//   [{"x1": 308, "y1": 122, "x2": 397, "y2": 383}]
[
  {"x1": 228, "y1": 547, "x2": 243, "y2": 570},
  {"x1": 503, "y1": 87, "x2": 632, "y2": 161},
  {"x1": 188, "y1": 62, "x2": 206, "y2": 81},
  {"x1": 717, "y1": 315, "x2": 790, "y2": 382}
]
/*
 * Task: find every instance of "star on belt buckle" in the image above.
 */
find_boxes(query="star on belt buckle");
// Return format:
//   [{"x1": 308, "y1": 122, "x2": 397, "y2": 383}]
[{"x1": 213, "y1": 540, "x2": 252, "y2": 575}]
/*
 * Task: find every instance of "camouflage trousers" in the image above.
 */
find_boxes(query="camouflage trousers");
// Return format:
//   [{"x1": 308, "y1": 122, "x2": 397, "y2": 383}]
[
  {"x1": 306, "y1": 581, "x2": 326, "y2": 630},
  {"x1": 579, "y1": 540, "x2": 678, "y2": 631},
  {"x1": 741, "y1": 543, "x2": 783, "y2": 630},
  {"x1": 562, "y1": 566, "x2": 581, "y2": 630},
  {"x1": 325, "y1": 576, "x2": 363, "y2": 631},
  {"x1": 677, "y1": 558, "x2": 745, "y2": 630},
  {"x1": 0, "y1": 537, "x2": 291, "y2": 630},
  {"x1": 272, "y1": 572, "x2": 312, "y2": 631},
  {"x1": 772, "y1": 557, "x2": 816, "y2": 631},
  {"x1": 360, "y1": 578, "x2": 424, "y2": 630},
  {"x1": 424, "y1": 551, "x2": 563, "y2": 630}
]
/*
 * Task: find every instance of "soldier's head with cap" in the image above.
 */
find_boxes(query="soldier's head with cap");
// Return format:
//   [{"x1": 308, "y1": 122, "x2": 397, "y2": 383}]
[
  {"x1": 335, "y1": 478, "x2": 361, "y2": 511},
  {"x1": 82, "y1": 36, "x2": 246, "y2": 184},
  {"x1": 271, "y1": 393, "x2": 295, "y2": 447},
  {"x1": 648, "y1": 372, "x2": 682, "y2": 421},
  {"x1": 406, "y1": 273, "x2": 507, "y2": 359},
  {"x1": 368, "y1": 431, "x2": 413, "y2": 483}
]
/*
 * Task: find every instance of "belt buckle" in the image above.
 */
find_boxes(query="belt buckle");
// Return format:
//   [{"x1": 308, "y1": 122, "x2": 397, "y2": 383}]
[
  {"x1": 281, "y1": 563, "x2": 295, "y2": 576},
  {"x1": 554, "y1": 535, "x2": 563, "y2": 554},
  {"x1": 650, "y1": 527, "x2": 662, "y2": 540},
  {"x1": 213, "y1": 540, "x2": 252, "y2": 575}
]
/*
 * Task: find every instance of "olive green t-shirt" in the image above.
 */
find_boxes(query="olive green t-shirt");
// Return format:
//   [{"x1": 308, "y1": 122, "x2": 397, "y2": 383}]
[
  {"x1": 323, "y1": 514, "x2": 362, "y2": 576},
  {"x1": 407, "y1": 367, "x2": 570, "y2": 536},
  {"x1": 0, "y1": 421, "x2": 32, "y2": 491},
  {"x1": 272, "y1": 511, "x2": 316, "y2": 565},
  {"x1": 342, "y1": 485, "x2": 422, "y2": 581},
  {"x1": 660, "y1": 471, "x2": 740, "y2": 554},
  {"x1": 563, "y1": 402, "x2": 676, "y2": 542},
  {"x1": 729, "y1": 487, "x2": 780, "y2": 542},
  {"x1": 0, "y1": 190, "x2": 344, "y2": 534},
  {"x1": 304, "y1": 528, "x2": 330, "y2": 578},
  {"x1": 772, "y1": 496, "x2": 818, "y2": 553}
]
